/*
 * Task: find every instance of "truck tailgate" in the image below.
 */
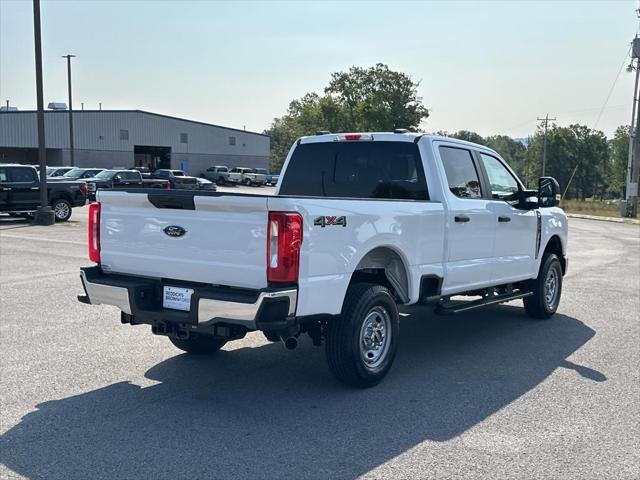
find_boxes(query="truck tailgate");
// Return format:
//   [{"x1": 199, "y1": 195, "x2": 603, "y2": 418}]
[{"x1": 98, "y1": 191, "x2": 269, "y2": 289}]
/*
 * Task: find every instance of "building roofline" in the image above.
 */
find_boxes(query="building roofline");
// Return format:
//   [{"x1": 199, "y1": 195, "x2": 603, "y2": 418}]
[{"x1": 0, "y1": 109, "x2": 270, "y2": 138}]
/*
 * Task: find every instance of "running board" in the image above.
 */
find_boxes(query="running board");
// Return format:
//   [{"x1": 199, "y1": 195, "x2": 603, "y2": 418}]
[{"x1": 435, "y1": 291, "x2": 533, "y2": 315}]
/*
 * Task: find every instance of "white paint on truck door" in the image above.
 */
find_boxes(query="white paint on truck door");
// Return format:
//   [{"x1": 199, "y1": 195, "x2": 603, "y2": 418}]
[
  {"x1": 435, "y1": 143, "x2": 496, "y2": 294},
  {"x1": 477, "y1": 152, "x2": 538, "y2": 282}
]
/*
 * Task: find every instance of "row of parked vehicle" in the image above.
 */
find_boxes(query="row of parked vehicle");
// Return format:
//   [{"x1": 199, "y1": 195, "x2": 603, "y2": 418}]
[
  {"x1": 1, "y1": 163, "x2": 279, "y2": 223},
  {"x1": 0, "y1": 165, "x2": 219, "y2": 222},
  {"x1": 200, "y1": 166, "x2": 279, "y2": 186}
]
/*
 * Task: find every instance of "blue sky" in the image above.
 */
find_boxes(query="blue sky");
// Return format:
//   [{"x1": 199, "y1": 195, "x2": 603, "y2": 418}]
[{"x1": 0, "y1": 0, "x2": 636, "y2": 137}]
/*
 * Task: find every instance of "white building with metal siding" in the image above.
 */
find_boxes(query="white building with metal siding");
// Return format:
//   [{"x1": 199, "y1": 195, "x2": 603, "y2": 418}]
[{"x1": 0, "y1": 110, "x2": 270, "y2": 175}]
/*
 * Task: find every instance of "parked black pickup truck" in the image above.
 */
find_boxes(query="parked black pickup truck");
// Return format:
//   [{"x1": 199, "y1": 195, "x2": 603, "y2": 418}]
[
  {"x1": 84, "y1": 169, "x2": 169, "y2": 201},
  {"x1": 151, "y1": 169, "x2": 199, "y2": 189},
  {"x1": 0, "y1": 164, "x2": 87, "y2": 221}
]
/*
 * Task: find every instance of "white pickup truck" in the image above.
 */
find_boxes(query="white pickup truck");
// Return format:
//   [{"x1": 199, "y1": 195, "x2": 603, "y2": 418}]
[{"x1": 78, "y1": 132, "x2": 567, "y2": 387}]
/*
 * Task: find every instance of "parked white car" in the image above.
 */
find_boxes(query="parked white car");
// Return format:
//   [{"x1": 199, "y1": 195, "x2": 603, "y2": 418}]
[
  {"x1": 79, "y1": 132, "x2": 567, "y2": 387},
  {"x1": 227, "y1": 167, "x2": 266, "y2": 186}
]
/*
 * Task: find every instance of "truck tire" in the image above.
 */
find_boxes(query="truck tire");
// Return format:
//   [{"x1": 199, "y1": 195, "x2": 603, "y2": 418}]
[
  {"x1": 244, "y1": 178, "x2": 252, "y2": 186},
  {"x1": 325, "y1": 283, "x2": 399, "y2": 388},
  {"x1": 169, "y1": 334, "x2": 227, "y2": 355},
  {"x1": 524, "y1": 253, "x2": 563, "y2": 319},
  {"x1": 51, "y1": 198, "x2": 72, "y2": 222}
]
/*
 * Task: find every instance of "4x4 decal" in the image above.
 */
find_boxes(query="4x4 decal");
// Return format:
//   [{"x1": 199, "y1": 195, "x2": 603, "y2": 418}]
[{"x1": 314, "y1": 216, "x2": 347, "y2": 228}]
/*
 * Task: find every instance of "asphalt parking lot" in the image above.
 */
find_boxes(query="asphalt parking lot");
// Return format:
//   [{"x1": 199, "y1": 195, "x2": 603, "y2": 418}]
[{"x1": 1, "y1": 195, "x2": 639, "y2": 479}]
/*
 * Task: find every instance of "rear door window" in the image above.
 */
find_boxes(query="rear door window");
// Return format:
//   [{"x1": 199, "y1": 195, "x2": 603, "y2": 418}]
[
  {"x1": 279, "y1": 141, "x2": 428, "y2": 200},
  {"x1": 439, "y1": 146, "x2": 482, "y2": 199},
  {"x1": 121, "y1": 171, "x2": 140, "y2": 181},
  {"x1": 9, "y1": 167, "x2": 37, "y2": 183}
]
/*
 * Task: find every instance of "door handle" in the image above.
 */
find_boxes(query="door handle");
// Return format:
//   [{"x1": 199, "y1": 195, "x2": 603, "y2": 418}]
[
  {"x1": 455, "y1": 215, "x2": 470, "y2": 223},
  {"x1": 30, "y1": 187, "x2": 39, "y2": 190},
  {"x1": 498, "y1": 216, "x2": 511, "y2": 223}
]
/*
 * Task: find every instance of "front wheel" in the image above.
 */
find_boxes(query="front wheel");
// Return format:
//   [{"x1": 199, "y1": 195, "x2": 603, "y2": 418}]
[
  {"x1": 244, "y1": 178, "x2": 252, "y2": 186},
  {"x1": 325, "y1": 283, "x2": 399, "y2": 388},
  {"x1": 524, "y1": 253, "x2": 563, "y2": 319},
  {"x1": 169, "y1": 334, "x2": 227, "y2": 355},
  {"x1": 51, "y1": 198, "x2": 72, "y2": 222}
]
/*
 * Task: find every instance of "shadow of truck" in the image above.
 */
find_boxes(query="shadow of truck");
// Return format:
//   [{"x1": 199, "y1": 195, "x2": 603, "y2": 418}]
[{"x1": 0, "y1": 305, "x2": 603, "y2": 479}]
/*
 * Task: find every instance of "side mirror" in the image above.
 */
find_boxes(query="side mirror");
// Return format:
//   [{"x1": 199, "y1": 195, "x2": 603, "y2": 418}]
[
  {"x1": 538, "y1": 177, "x2": 560, "y2": 207},
  {"x1": 113, "y1": 176, "x2": 122, "y2": 184}
]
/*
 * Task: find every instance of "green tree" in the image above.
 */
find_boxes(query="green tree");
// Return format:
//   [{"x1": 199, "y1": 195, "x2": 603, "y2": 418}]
[
  {"x1": 445, "y1": 131, "x2": 529, "y2": 182},
  {"x1": 265, "y1": 64, "x2": 429, "y2": 170},
  {"x1": 527, "y1": 124, "x2": 609, "y2": 199},
  {"x1": 608, "y1": 125, "x2": 630, "y2": 197},
  {"x1": 449, "y1": 130, "x2": 484, "y2": 145}
]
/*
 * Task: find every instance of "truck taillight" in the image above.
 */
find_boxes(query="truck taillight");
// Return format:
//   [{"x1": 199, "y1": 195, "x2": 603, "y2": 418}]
[
  {"x1": 267, "y1": 212, "x2": 302, "y2": 283},
  {"x1": 80, "y1": 183, "x2": 88, "y2": 197},
  {"x1": 88, "y1": 202, "x2": 101, "y2": 263},
  {"x1": 165, "y1": 181, "x2": 171, "y2": 190}
]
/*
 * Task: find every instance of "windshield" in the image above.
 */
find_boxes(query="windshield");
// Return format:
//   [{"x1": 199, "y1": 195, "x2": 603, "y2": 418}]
[
  {"x1": 62, "y1": 168, "x2": 85, "y2": 178},
  {"x1": 94, "y1": 170, "x2": 116, "y2": 179}
]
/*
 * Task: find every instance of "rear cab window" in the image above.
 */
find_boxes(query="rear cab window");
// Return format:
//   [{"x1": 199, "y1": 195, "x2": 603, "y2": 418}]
[{"x1": 279, "y1": 141, "x2": 428, "y2": 200}]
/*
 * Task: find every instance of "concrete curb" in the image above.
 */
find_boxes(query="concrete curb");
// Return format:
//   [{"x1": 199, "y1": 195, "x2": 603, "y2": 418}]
[{"x1": 567, "y1": 213, "x2": 640, "y2": 225}]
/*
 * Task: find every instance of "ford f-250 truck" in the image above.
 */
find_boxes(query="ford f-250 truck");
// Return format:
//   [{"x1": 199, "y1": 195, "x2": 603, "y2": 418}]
[{"x1": 78, "y1": 132, "x2": 567, "y2": 387}]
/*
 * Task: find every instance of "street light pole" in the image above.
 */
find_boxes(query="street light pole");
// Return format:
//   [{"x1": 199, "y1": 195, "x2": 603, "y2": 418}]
[
  {"x1": 62, "y1": 54, "x2": 76, "y2": 167},
  {"x1": 32, "y1": 0, "x2": 54, "y2": 225}
]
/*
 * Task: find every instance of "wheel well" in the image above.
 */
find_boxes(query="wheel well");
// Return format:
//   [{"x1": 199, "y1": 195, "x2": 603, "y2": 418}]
[
  {"x1": 544, "y1": 235, "x2": 566, "y2": 274},
  {"x1": 50, "y1": 193, "x2": 71, "y2": 205},
  {"x1": 349, "y1": 247, "x2": 410, "y2": 304}
]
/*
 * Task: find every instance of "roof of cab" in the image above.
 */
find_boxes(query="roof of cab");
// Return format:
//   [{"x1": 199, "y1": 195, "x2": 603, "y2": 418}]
[{"x1": 297, "y1": 131, "x2": 500, "y2": 155}]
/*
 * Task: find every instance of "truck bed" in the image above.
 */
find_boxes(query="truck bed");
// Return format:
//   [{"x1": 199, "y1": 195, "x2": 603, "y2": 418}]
[{"x1": 97, "y1": 189, "x2": 446, "y2": 316}]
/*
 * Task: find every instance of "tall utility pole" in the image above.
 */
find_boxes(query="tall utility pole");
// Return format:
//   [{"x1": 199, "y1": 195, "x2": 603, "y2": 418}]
[
  {"x1": 625, "y1": 35, "x2": 640, "y2": 217},
  {"x1": 32, "y1": 0, "x2": 54, "y2": 225},
  {"x1": 62, "y1": 54, "x2": 76, "y2": 167},
  {"x1": 537, "y1": 114, "x2": 556, "y2": 176}
]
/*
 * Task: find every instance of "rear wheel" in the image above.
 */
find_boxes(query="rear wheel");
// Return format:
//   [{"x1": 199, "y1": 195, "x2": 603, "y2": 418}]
[
  {"x1": 169, "y1": 334, "x2": 227, "y2": 355},
  {"x1": 51, "y1": 198, "x2": 72, "y2": 222},
  {"x1": 524, "y1": 253, "x2": 563, "y2": 319},
  {"x1": 325, "y1": 283, "x2": 399, "y2": 388},
  {"x1": 244, "y1": 178, "x2": 252, "y2": 186}
]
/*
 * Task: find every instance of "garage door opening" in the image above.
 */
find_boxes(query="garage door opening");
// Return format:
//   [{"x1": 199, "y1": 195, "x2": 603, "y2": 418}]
[{"x1": 134, "y1": 146, "x2": 171, "y2": 172}]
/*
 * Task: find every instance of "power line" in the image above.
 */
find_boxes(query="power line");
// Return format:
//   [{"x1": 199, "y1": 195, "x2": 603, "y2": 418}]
[{"x1": 593, "y1": 47, "x2": 632, "y2": 130}]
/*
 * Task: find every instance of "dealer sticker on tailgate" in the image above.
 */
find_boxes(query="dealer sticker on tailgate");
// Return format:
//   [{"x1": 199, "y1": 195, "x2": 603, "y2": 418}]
[{"x1": 163, "y1": 286, "x2": 194, "y2": 311}]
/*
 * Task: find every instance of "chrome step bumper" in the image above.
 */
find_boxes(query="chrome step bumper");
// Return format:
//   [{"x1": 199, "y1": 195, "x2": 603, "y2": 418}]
[{"x1": 79, "y1": 267, "x2": 297, "y2": 330}]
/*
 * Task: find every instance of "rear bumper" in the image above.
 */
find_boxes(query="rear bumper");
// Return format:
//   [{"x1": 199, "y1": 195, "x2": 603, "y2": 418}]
[{"x1": 79, "y1": 266, "x2": 297, "y2": 330}]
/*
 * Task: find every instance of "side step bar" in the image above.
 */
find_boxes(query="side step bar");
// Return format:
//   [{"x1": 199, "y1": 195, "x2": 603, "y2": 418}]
[{"x1": 435, "y1": 290, "x2": 533, "y2": 315}]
